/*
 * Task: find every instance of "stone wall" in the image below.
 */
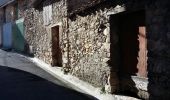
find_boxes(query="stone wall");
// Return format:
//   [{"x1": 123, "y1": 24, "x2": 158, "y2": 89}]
[
  {"x1": 18, "y1": 0, "x2": 28, "y2": 19},
  {"x1": 146, "y1": 0, "x2": 170, "y2": 99},
  {"x1": 68, "y1": 0, "x2": 106, "y2": 14},
  {"x1": 67, "y1": 0, "x2": 149, "y2": 97},
  {"x1": 24, "y1": 7, "x2": 53, "y2": 64},
  {"x1": 68, "y1": 2, "x2": 117, "y2": 88},
  {"x1": 69, "y1": 1, "x2": 147, "y2": 92},
  {"x1": 52, "y1": 0, "x2": 68, "y2": 68},
  {"x1": 11, "y1": 0, "x2": 170, "y2": 99},
  {"x1": 24, "y1": 0, "x2": 68, "y2": 65}
]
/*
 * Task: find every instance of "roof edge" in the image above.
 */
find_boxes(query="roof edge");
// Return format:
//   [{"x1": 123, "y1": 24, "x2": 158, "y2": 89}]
[{"x1": 0, "y1": 0, "x2": 15, "y2": 8}]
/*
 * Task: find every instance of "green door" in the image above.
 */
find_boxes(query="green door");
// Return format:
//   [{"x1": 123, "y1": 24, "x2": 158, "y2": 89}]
[{"x1": 13, "y1": 18, "x2": 25, "y2": 52}]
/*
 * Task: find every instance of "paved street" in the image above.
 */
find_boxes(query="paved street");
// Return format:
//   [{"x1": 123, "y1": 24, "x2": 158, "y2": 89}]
[{"x1": 0, "y1": 49, "x2": 97, "y2": 100}]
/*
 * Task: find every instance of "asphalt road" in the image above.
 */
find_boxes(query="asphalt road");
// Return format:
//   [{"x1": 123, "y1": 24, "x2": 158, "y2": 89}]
[
  {"x1": 0, "y1": 66, "x2": 97, "y2": 100},
  {"x1": 0, "y1": 49, "x2": 97, "y2": 100}
]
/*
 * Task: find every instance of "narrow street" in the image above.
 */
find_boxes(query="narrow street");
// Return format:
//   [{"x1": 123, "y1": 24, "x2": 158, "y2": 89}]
[{"x1": 0, "y1": 49, "x2": 97, "y2": 100}]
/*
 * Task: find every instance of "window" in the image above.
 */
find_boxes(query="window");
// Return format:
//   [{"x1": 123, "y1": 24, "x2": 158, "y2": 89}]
[{"x1": 43, "y1": 4, "x2": 52, "y2": 25}]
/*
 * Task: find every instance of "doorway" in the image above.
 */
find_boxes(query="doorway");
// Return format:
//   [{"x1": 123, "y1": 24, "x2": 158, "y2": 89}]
[
  {"x1": 3, "y1": 22, "x2": 12, "y2": 50},
  {"x1": 118, "y1": 10, "x2": 147, "y2": 78},
  {"x1": 110, "y1": 10, "x2": 147, "y2": 78},
  {"x1": 13, "y1": 18, "x2": 25, "y2": 52},
  {"x1": 51, "y1": 26, "x2": 62, "y2": 67}
]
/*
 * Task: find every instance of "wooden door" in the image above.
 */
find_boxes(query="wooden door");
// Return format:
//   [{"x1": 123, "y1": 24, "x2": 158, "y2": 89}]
[
  {"x1": 137, "y1": 27, "x2": 147, "y2": 77},
  {"x1": 118, "y1": 10, "x2": 147, "y2": 78},
  {"x1": 52, "y1": 26, "x2": 62, "y2": 67},
  {"x1": 3, "y1": 22, "x2": 12, "y2": 49},
  {"x1": 13, "y1": 18, "x2": 25, "y2": 52}
]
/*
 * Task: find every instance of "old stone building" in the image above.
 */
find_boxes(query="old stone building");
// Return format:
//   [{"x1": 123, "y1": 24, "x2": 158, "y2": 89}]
[
  {"x1": 68, "y1": 0, "x2": 170, "y2": 99},
  {"x1": 67, "y1": 0, "x2": 147, "y2": 98},
  {"x1": 0, "y1": 0, "x2": 170, "y2": 100},
  {"x1": 28, "y1": 0, "x2": 170, "y2": 99},
  {"x1": 67, "y1": 0, "x2": 170, "y2": 99},
  {"x1": 24, "y1": 0, "x2": 68, "y2": 65}
]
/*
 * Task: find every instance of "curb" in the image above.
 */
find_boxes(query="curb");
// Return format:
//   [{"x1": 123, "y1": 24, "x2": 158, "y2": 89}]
[{"x1": 14, "y1": 52, "x2": 140, "y2": 100}]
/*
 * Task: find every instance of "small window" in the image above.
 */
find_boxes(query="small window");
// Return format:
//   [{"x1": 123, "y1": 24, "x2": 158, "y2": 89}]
[{"x1": 43, "y1": 4, "x2": 52, "y2": 25}]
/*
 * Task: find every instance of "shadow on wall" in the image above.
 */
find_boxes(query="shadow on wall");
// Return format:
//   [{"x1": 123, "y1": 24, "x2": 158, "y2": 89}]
[
  {"x1": 33, "y1": 0, "x2": 61, "y2": 11},
  {"x1": 0, "y1": 65, "x2": 98, "y2": 100},
  {"x1": 146, "y1": 1, "x2": 170, "y2": 100},
  {"x1": 109, "y1": 4, "x2": 149, "y2": 99},
  {"x1": 0, "y1": 18, "x2": 34, "y2": 57},
  {"x1": 109, "y1": 12, "x2": 140, "y2": 98},
  {"x1": 68, "y1": 0, "x2": 134, "y2": 20},
  {"x1": 12, "y1": 18, "x2": 34, "y2": 57},
  {"x1": 109, "y1": 3, "x2": 148, "y2": 99}
]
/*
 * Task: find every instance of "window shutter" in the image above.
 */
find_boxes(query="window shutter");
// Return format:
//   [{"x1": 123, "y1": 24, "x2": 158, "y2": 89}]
[{"x1": 43, "y1": 4, "x2": 52, "y2": 25}]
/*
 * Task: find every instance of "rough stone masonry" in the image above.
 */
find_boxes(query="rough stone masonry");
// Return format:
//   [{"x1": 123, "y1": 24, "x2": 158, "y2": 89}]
[{"x1": 6, "y1": 0, "x2": 170, "y2": 99}]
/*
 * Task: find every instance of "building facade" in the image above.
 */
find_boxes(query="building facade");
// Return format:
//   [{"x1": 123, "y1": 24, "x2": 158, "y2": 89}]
[
  {"x1": 0, "y1": 0, "x2": 170, "y2": 99},
  {"x1": 0, "y1": 0, "x2": 25, "y2": 51},
  {"x1": 67, "y1": 0, "x2": 170, "y2": 99}
]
